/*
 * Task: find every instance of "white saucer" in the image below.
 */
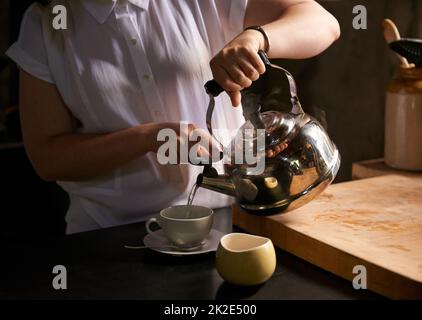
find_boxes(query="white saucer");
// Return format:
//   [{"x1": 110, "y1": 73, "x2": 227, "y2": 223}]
[{"x1": 143, "y1": 229, "x2": 224, "y2": 256}]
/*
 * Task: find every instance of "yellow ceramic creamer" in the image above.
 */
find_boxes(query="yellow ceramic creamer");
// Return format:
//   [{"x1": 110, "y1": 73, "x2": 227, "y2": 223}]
[{"x1": 216, "y1": 233, "x2": 276, "y2": 286}]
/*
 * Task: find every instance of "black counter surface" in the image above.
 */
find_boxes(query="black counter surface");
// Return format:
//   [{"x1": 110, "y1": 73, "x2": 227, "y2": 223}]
[{"x1": 0, "y1": 207, "x2": 383, "y2": 300}]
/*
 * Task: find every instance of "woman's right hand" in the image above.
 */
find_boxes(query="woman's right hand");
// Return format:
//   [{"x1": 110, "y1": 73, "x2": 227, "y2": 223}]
[{"x1": 210, "y1": 29, "x2": 266, "y2": 107}]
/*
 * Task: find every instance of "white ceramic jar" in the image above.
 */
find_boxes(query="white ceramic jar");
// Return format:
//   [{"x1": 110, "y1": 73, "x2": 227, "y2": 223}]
[{"x1": 385, "y1": 67, "x2": 422, "y2": 171}]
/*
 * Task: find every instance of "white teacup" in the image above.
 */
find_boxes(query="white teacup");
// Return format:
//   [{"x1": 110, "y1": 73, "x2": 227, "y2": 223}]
[{"x1": 146, "y1": 205, "x2": 214, "y2": 250}]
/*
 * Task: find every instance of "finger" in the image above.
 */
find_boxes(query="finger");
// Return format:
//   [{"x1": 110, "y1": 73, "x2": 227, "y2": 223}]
[
  {"x1": 237, "y1": 58, "x2": 260, "y2": 81},
  {"x1": 266, "y1": 149, "x2": 274, "y2": 158},
  {"x1": 196, "y1": 145, "x2": 213, "y2": 165},
  {"x1": 196, "y1": 145, "x2": 210, "y2": 158},
  {"x1": 229, "y1": 91, "x2": 242, "y2": 107},
  {"x1": 187, "y1": 127, "x2": 222, "y2": 164},
  {"x1": 223, "y1": 63, "x2": 252, "y2": 88},
  {"x1": 192, "y1": 127, "x2": 222, "y2": 155},
  {"x1": 268, "y1": 142, "x2": 289, "y2": 158},
  {"x1": 187, "y1": 142, "x2": 208, "y2": 165},
  {"x1": 196, "y1": 143, "x2": 222, "y2": 163},
  {"x1": 210, "y1": 63, "x2": 243, "y2": 92},
  {"x1": 244, "y1": 50, "x2": 266, "y2": 75}
]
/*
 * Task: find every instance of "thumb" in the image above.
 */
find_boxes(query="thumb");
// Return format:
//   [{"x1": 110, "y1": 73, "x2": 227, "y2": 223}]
[{"x1": 229, "y1": 91, "x2": 242, "y2": 107}]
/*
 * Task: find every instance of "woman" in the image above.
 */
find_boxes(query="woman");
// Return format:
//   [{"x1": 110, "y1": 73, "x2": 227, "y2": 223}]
[{"x1": 7, "y1": 0, "x2": 340, "y2": 233}]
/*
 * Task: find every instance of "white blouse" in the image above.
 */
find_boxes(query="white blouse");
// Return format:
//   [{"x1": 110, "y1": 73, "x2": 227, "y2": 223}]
[{"x1": 7, "y1": 0, "x2": 247, "y2": 233}]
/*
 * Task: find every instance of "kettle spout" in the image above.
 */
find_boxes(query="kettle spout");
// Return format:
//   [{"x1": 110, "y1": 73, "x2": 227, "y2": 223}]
[{"x1": 196, "y1": 170, "x2": 236, "y2": 198}]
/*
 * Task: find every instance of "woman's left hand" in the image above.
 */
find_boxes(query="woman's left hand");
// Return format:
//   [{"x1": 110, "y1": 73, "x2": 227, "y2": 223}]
[{"x1": 210, "y1": 30, "x2": 267, "y2": 107}]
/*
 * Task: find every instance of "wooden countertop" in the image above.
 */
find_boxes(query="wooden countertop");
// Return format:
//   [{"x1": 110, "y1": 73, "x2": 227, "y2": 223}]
[{"x1": 233, "y1": 174, "x2": 422, "y2": 299}]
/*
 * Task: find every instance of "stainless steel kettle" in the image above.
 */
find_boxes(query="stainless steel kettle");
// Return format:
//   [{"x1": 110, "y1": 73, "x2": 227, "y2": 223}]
[{"x1": 197, "y1": 51, "x2": 340, "y2": 216}]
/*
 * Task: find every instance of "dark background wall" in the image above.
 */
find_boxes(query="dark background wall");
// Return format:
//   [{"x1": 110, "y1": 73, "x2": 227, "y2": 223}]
[
  {"x1": 280, "y1": 0, "x2": 422, "y2": 182},
  {"x1": 0, "y1": 0, "x2": 421, "y2": 238}
]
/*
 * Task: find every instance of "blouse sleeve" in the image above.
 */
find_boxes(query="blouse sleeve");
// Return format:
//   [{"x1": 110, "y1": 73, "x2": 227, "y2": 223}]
[
  {"x1": 215, "y1": 0, "x2": 249, "y2": 42},
  {"x1": 6, "y1": 3, "x2": 55, "y2": 84}
]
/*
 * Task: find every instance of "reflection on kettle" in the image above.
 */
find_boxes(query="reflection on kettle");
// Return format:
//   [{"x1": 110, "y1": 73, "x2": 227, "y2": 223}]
[{"x1": 196, "y1": 51, "x2": 340, "y2": 216}]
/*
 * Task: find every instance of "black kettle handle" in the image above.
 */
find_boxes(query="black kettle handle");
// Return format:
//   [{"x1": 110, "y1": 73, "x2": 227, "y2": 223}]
[
  {"x1": 204, "y1": 50, "x2": 303, "y2": 161},
  {"x1": 204, "y1": 51, "x2": 271, "y2": 97}
]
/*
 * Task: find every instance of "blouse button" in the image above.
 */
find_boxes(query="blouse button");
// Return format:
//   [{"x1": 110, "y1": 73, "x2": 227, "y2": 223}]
[
  {"x1": 130, "y1": 38, "x2": 137, "y2": 45},
  {"x1": 143, "y1": 74, "x2": 151, "y2": 80}
]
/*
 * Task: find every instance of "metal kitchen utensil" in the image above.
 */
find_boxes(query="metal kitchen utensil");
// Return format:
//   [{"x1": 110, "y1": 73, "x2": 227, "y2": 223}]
[
  {"x1": 390, "y1": 38, "x2": 422, "y2": 67},
  {"x1": 197, "y1": 51, "x2": 340, "y2": 216}
]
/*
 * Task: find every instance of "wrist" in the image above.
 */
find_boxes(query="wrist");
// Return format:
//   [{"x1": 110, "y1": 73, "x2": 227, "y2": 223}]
[
  {"x1": 243, "y1": 26, "x2": 270, "y2": 53},
  {"x1": 137, "y1": 123, "x2": 161, "y2": 153},
  {"x1": 243, "y1": 29, "x2": 266, "y2": 52}
]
